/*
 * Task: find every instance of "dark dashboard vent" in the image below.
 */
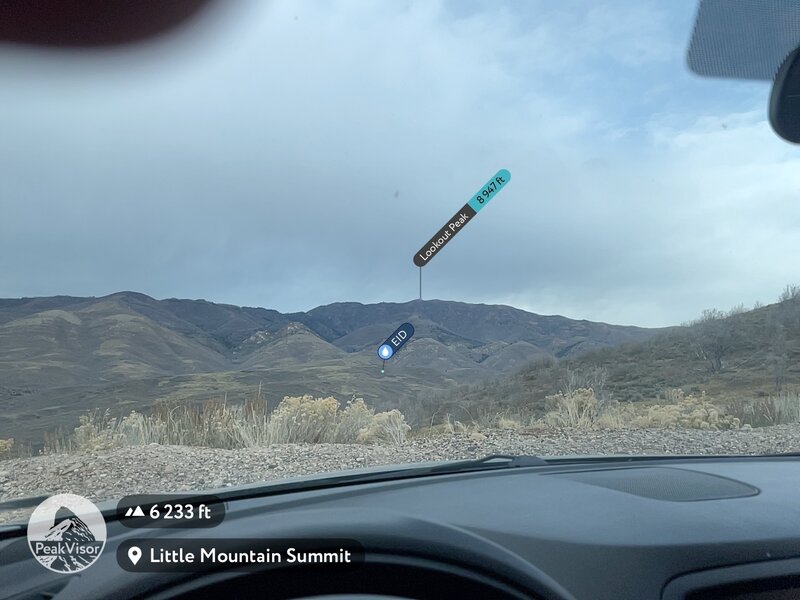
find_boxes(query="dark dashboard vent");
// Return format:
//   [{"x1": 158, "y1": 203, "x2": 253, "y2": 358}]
[{"x1": 551, "y1": 467, "x2": 759, "y2": 501}]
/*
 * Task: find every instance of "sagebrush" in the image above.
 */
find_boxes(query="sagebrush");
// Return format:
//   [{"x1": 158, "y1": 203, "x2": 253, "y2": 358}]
[{"x1": 43, "y1": 395, "x2": 410, "y2": 453}]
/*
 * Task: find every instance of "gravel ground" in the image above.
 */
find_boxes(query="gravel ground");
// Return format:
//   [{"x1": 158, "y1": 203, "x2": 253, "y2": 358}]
[{"x1": 2, "y1": 425, "x2": 800, "y2": 524}]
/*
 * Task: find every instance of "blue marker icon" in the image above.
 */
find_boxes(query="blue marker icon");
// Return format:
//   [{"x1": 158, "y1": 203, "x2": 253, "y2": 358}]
[{"x1": 377, "y1": 323, "x2": 414, "y2": 366}]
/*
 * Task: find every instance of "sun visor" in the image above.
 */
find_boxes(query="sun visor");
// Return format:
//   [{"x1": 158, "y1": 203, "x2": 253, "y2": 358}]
[{"x1": 687, "y1": 0, "x2": 800, "y2": 80}]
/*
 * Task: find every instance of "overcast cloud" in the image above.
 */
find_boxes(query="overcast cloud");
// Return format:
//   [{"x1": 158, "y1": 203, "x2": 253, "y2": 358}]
[{"x1": 1, "y1": 0, "x2": 798, "y2": 327}]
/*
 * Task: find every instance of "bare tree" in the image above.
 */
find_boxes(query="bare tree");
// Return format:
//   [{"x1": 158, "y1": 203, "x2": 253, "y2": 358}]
[
  {"x1": 687, "y1": 308, "x2": 743, "y2": 374},
  {"x1": 779, "y1": 283, "x2": 800, "y2": 303}
]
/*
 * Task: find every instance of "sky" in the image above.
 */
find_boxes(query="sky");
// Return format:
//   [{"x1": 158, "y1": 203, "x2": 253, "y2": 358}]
[{"x1": 2, "y1": 0, "x2": 800, "y2": 328}]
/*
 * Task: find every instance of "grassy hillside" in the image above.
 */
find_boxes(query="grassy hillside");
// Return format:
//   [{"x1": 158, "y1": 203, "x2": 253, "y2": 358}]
[
  {"x1": 0, "y1": 292, "x2": 660, "y2": 447},
  {"x1": 429, "y1": 290, "x2": 800, "y2": 426}
]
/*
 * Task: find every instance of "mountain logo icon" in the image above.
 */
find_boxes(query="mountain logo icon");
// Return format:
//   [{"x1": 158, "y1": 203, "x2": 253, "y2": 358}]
[{"x1": 27, "y1": 493, "x2": 107, "y2": 573}]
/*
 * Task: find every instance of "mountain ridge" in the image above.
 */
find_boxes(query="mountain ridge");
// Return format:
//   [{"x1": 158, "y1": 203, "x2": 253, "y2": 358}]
[{"x1": 0, "y1": 291, "x2": 663, "y2": 447}]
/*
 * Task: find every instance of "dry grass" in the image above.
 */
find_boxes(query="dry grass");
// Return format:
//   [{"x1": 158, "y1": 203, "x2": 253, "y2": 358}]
[
  {"x1": 0, "y1": 438, "x2": 14, "y2": 459},
  {"x1": 538, "y1": 388, "x2": 742, "y2": 431},
  {"x1": 388, "y1": 388, "x2": 799, "y2": 435},
  {"x1": 541, "y1": 389, "x2": 601, "y2": 428},
  {"x1": 411, "y1": 387, "x2": 759, "y2": 434},
  {"x1": 410, "y1": 413, "x2": 483, "y2": 438},
  {"x1": 27, "y1": 388, "x2": 800, "y2": 460},
  {"x1": 41, "y1": 395, "x2": 411, "y2": 454},
  {"x1": 725, "y1": 391, "x2": 800, "y2": 427}
]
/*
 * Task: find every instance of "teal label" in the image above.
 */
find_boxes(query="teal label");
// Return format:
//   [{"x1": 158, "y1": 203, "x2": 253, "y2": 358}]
[{"x1": 467, "y1": 169, "x2": 511, "y2": 213}]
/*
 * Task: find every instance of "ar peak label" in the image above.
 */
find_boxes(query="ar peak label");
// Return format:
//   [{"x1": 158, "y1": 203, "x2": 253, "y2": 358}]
[
  {"x1": 413, "y1": 169, "x2": 510, "y2": 267},
  {"x1": 377, "y1": 322, "x2": 415, "y2": 362}
]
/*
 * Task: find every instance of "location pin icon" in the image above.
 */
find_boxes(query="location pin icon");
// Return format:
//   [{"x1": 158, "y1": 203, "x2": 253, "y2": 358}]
[{"x1": 128, "y1": 546, "x2": 142, "y2": 566}]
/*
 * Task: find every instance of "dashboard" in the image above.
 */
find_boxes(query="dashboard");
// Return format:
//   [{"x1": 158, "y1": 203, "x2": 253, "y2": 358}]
[{"x1": 1, "y1": 456, "x2": 800, "y2": 599}]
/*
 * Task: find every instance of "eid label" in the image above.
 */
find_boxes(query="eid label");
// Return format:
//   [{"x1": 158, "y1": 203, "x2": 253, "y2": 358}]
[
  {"x1": 413, "y1": 169, "x2": 510, "y2": 267},
  {"x1": 377, "y1": 322, "x2": 415, "y2": 360}
]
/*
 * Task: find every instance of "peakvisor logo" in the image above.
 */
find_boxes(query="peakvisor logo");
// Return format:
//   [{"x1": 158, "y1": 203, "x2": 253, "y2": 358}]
[{"x1": 27, "y1": 493, "x2": 107, "y2": 573}]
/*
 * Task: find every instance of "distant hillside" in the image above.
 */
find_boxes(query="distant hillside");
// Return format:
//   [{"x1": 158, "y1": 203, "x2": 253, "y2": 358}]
[
  {"x1": 0, "y1": 292, "x2": 659, "y2": 446},
  {"x1": 439, "y1": 293, "x2": 800, "y2": 423}
]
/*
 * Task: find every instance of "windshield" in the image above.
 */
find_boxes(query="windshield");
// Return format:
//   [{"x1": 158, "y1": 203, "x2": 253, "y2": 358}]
[{"x1": 2, "y1": 0, "x2": 800, "y2": 524}]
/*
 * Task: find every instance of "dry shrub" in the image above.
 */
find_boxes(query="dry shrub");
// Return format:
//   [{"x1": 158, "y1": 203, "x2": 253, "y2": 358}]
[
  {"x1": 265, "y1": 395, "x2": 339, "y2": 443},
  {"x1": 541, "y1": 388, "x2": 600, "y2": 428},
  {"x1": 538, "y1": 388, "x2": 740, "y2": 431},
  {"x1": 0, "y1": 438, "x2": 14, "y2": 459},
  {"x1": 43, "y1": 394, "x2": 412, "y2": 453},
  {"x1": 661, "y1": 388, "x2": 685, "y2": 403},
  {"x1": 624, "y1": 392, "x2": 740, "y2": 430},
  {"x1": 356, "y1": 409, "x2": 411, "y2": 444},
  {"x1": 71, "y1": 409, "x2": 125, "y2": 452},
  {"x1": 332, "y1": 398, "x2": 375, "y2": 442}
]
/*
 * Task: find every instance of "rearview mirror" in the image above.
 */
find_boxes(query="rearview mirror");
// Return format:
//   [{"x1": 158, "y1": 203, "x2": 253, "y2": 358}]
[
  {"x1": 770, "y1": 47, "x2": 800, "y2": 144},
  {"x1": 0, "y1": 0, "x2": 215, "y2": 47}
]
